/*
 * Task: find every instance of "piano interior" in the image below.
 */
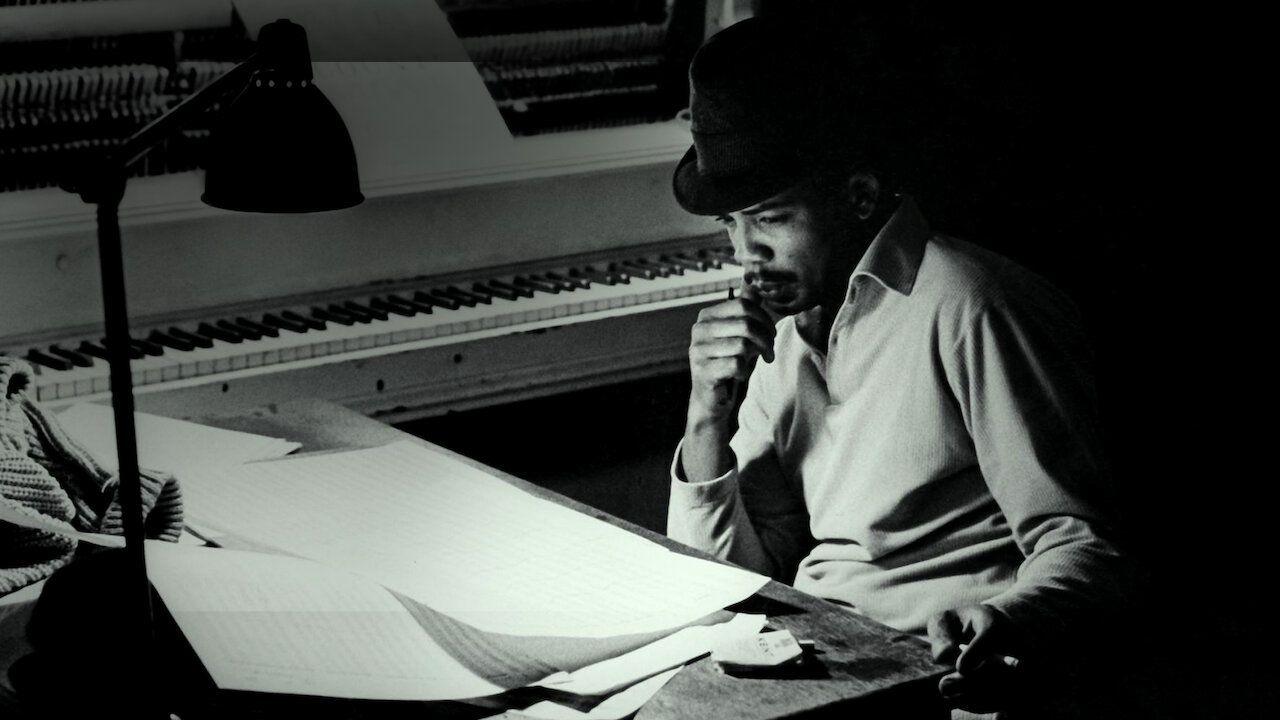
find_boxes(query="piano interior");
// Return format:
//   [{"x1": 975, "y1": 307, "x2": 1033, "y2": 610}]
[{"x1": 0, "y1": 0, "x2": 750, "y2": 529}]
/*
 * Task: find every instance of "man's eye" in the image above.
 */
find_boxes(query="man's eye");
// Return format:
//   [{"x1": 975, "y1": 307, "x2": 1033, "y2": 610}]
[
  {"x1": 756, "y1": 214, "x2": 788, "y2": 226},
  {"x1": 714, "y1": 215, "x2": 735, "y2": 226}
]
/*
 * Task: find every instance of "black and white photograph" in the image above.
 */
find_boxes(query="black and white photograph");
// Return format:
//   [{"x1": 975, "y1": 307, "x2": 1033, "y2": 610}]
[{"x1": 0, "y1": 1, "x2": 1265, "y2": 718}]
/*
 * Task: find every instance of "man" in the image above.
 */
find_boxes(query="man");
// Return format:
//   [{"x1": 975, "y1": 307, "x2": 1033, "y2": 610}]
[{"x1": 665, "y1": 16, "x2": 1133, "y2": 716}]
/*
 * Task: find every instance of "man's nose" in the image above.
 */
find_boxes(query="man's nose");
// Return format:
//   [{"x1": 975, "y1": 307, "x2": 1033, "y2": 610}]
[{"x1": 729, "y1": 223, "x2": 773, "y2": 265}]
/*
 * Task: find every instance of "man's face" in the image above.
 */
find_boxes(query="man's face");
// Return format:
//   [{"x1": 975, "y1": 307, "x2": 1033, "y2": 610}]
[{"x1": 715, "y1": 180, "x2": 862, "y2": 316}]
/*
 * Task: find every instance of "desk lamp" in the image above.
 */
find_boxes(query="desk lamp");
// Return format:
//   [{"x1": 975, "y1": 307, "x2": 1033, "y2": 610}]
[{"x1": 57, "y1": 17, "x2": 361, "y2": 716}]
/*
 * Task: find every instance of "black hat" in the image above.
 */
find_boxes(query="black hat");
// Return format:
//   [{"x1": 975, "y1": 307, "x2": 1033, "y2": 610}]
[{"x1": 672, "y1": 17, "x2": 861, "y2": 216}]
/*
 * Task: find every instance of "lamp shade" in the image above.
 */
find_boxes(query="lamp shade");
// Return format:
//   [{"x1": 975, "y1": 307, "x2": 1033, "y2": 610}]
[{"x1": 201, "y1": 20, "x2": 363, "y2": 212}]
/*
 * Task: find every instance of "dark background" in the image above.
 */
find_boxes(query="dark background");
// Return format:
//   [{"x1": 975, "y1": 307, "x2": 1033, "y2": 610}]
[{"x1": 411, "y1": 3, "x2": 1267, "y2": 717}]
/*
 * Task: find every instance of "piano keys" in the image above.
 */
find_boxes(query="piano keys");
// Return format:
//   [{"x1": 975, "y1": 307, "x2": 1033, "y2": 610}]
[
  {"x1": 3, "y1": 241, "x2": 739, "y2": 417},
  {"x1": 0, "y1": 0, "x2": 731, "y2": 422}
]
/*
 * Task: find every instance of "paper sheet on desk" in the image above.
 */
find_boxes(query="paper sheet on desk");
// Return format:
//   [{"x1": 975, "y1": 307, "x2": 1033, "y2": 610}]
[
  {"x1": 56, "y1": 403, "x2": 300, "y2": 475},
  {"x1": 176, "y1": 440, "x2": 769, "y2": 638},
  {"x1": 146, "y1": 542, "x2": 507, "y2": 701},
  {"x1": 0, "y1": 499, "x2": 123, "y2": 547},
  {"x1": 145, "y1": 543, "x2": 764, "y2": 706},
  {"x1": 512, "y1": 614, "x2": 766, "y2": 720},
  {"x1": 519, "y1": 669, "x2": 681, "y2": 720}
]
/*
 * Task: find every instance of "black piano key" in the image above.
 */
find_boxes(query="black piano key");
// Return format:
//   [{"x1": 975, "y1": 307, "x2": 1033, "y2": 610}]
[
  {"x1": 540, "y1": 273, "x2": 578, "y2": 291},
  {"x1": 313, "y1": 306, "x2": 354, "y2": 326},
  {"x1": 528, "y1": 273, "x2": 571, "y2": 292},
  {"x1": 169, "y1": 327, "x2": 213, "y2": 349},
  {"x1": 131, "y1": 338, "x2": 165, "y2": 357},
  {"x1": 26, "y1": 349, "x2": 72, "y2": 371},
  {"x1": 343, "y1": 301, "x2": 386, "y2": 322},
  {"x1": 571, "y1": 267, "x2": 627, "y2": 285},
  {"x1": 217, "y1": 319, "x2": 257, "y2": 341},
  {"x1": 492, "y1": 279, "x2": 535, "y2": 298},
  {"x1": 78, "y1": 341, "x2": 110, "y2": 360},
  {"x1": 633, "y1": 258, "x2": 674, "y2": 277},
  {"x1": 544, "y1": 271, "x2": 590, "y2": 290},
  {"x1": 371, "y1": 297, "x2": 416, "y2": 317},
  {"x1": 506, "y1": 275, "x2": 552, "y2": 295},
  {"x1": 100, "y1": 338, "x2": 145, "y2": 359},
  {"x1": 263, "y1": 313, "x2": 309, "y2": 333},
  {"x1": 705, "y1": 247, "x2": 739, "y2": 265},
  {"x1": 694, "y1": 248, "x2": 724, "y2": 269},
  {"x1": 412, "y1": 291, "x2": 454, "y2": 311},
  {"x1": 331, "y1": 303, "x2": 371, "y2": 324},
  {"x1": 443, "y1": 286, "x2": 487, "y2": 306},
  {"x1": 147, "y1": 330, "x2": 193, "y2": 352},
  {"x1": 198, "y1": 322, "x2": 243, "y2": 344},
  {"x1": 474, "y1": 281, "x2": 519, "y2": 301},
  {"x1": 649, "y1": 257, "x2": 684, "y2": 275},
  {"x1": 383, "y1": 294, "x2": 431, "y2": 314},
  {"x1": 284, "y1": 310, "x2": 326, "y2": 331},
  {"x1": 236, "y1": 317, "x2": 279, "y2": 338},
  {"x1": 614, "y1": 261, "x2": 658, "y2": 280},
  {"x1": 666, "y1": 253, "x2": 711, "y2": 272},
  {"x1": 48, "y1": 345, "x2": 94, "y2": 368}
]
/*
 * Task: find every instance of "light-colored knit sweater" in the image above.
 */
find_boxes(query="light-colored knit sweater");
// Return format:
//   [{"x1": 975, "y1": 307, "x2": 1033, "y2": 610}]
[
  {"x1": 0, "y1": 358, "x2": 184, "y2": 595},
  {"x1": 667, "y1": 200, "x2": 1131, "y2": 650}
]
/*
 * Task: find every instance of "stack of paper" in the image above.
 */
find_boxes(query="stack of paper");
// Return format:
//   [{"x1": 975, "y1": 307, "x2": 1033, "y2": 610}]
[
  {"x1": 55, "y1": 403, "x2": 300, "y2": 476},
  {"x1": 174, "y1": 440, "x2": 767, "y2": 639},
  {"x1": 161, "y1": 440, "x2": 770, "y2": 713},
  {"x1": 146, "y1": 542, "x2": 766, "y2": 717},
  {"x1": 16, "y1": 429, "x2": 771, "y2": 715}
]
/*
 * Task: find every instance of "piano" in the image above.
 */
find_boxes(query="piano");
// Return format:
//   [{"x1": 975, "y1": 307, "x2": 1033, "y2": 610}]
[{"x1": 0, "y1": 0, "x2": 746, "y2": 422}]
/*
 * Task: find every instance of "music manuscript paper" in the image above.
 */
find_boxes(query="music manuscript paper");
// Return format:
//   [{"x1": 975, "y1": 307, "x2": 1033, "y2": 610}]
[{"x1": 176, "y1": 441, "x2": 768, "y2": 638}]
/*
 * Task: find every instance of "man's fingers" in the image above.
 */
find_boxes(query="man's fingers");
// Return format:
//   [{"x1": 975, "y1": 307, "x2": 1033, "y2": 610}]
[
  {"x1": 692, "y1": 320, "x2": 774, "y2": 362},
  {"x1": 697, "y1": 298, "x2": 775, "y2": 327},
  {"x1": 693, "y1": 336, "x2": 772, "y2": 363},
  {"x1": 955, "y1": 609, "x2": 999, "y2": 674},
  {"x1": 699, "y1": 356, "x2": 753, "y2": 382},
  {"x1": 926, "y1": 610, "x2": 965, "y2": 664},
  {"x1": 692, "y1": 315, "x2": 775, "y2": 342}
]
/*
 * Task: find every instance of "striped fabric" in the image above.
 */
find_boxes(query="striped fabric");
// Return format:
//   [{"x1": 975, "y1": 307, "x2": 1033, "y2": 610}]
[{"x1": 668, "y1": 199, "x2": 1132, "y2": 652}]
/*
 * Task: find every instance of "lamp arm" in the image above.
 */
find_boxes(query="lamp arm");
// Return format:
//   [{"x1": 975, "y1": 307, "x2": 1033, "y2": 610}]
[
  {"x1": 61, "y1": 52, "x2": 261, "y2": 203},
  {"x1": 115, "y1": 53, "x2": 260, "y2": 172}
]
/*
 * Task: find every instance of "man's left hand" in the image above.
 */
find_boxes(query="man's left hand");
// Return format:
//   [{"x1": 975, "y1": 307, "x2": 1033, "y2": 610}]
[{"x1": 926, "y1": 604, "x2": 1024, "y2": 713}]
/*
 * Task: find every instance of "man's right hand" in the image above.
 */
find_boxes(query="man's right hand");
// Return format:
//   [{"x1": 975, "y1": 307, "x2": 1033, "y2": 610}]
[
  {"x1": 687, "y1": 285, "x2": 776, "y2": 424},
  {"x1": 680, "y1": 284, "x2": 775, "y2": 483}
]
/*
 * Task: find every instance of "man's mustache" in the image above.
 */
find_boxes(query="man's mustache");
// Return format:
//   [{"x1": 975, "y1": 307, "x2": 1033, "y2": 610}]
[{"x1": 744, "y1": 269, "x2": 797, "y2": 285}]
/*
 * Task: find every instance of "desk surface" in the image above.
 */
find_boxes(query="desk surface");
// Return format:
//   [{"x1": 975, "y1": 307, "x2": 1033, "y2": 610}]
[{"x1": 192, "y1": 398, "x2": 948, "y2": 719}]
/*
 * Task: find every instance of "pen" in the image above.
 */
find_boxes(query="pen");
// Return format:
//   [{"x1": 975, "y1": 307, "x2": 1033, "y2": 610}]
[{"x1": 718, "y1": 286, "x2": 743, "y2": 407}]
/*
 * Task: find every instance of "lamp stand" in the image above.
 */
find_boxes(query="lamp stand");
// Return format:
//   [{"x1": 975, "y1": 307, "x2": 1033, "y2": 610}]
[{"x1": 83, "y1": 171, "x2": 160, "y2": 717}]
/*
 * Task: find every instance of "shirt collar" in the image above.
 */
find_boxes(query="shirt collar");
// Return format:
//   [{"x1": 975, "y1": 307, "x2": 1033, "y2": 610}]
[{"x1": 850, "y1": 195, "x2": 929, "y2": 297}]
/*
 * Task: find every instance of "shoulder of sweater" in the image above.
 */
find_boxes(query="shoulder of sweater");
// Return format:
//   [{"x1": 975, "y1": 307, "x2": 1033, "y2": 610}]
[{"x1": 918, "y1": 234, "x2": 1083, "y2": 346}]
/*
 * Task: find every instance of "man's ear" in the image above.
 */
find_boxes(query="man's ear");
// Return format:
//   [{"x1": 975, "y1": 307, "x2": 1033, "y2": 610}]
[{"x1": 845, "y1": 172, "x2": 881, "y2": 220}]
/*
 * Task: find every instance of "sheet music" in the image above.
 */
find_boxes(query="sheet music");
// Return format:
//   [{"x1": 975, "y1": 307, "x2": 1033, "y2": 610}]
[
  {"x1": 177, "y1": 441, "x2": 768, "y2": 637},
  {"x1": 145, "y1": 542, "x2": 506, "y2": 701},
  {"x1": 56, "y1": 403, "x2": 300, "y2": 475}
]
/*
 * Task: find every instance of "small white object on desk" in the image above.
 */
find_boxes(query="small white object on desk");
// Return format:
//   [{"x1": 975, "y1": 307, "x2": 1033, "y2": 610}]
[{"x1": 710, "y1": 629, "x2": 805, "y2": 674}]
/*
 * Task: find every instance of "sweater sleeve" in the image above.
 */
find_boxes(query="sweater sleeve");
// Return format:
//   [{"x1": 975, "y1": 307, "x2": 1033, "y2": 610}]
[
  {"x1": 666, "y1": 372, "x2": 813, "y2": 582},
  {"x1": 947, "y1": 273, "x2": 1135, "y2": 653}
]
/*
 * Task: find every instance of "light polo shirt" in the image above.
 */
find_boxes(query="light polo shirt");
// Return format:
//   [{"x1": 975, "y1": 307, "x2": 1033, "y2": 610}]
[{"x1": 668, "y1": 198, "x2": 1130, "y2": 642}]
